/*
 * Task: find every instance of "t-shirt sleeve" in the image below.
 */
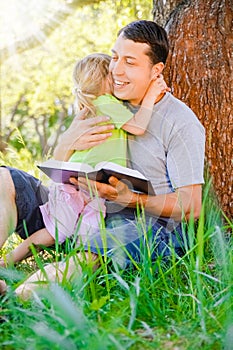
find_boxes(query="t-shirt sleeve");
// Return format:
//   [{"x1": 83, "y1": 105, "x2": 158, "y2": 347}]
[
  {"x1": 167, "y1": 122, "x2": 205, "y2": 189},
  {"x1": 94, "y1": 95, "x2": 133, "y2": 129}
]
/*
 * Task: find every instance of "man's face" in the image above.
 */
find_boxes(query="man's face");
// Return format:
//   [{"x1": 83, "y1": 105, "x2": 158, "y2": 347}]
[{"x1": 109, "y1": 34, "x2": 154, "y2": 106}]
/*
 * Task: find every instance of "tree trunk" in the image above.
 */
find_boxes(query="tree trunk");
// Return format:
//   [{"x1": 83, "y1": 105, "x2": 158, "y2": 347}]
[
  {"x1": 152, "y1": 0, "x2": 183, "y2": 26},
  {"x1": 162, "y1": 0, "x2": 233, "y2": 218}
]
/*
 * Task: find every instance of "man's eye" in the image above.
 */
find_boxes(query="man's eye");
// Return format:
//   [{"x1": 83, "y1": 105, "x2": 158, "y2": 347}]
[
  {"x1": 111, "y1": 56, "x2": 118, "y2": 61},
  {"x1": 126, "y1": 60, "x2": 134, "y2": 65}
]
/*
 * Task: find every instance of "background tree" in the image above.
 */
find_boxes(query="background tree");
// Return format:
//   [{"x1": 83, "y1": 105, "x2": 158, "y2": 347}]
[
  {"x1": 1, "y1": 0, "x2": 151, "y2": 156},
  {"x1": 0, "y1": 0, "x2": 105, "y2": 61},
  {"x1": 156, "y1": 0, "x2": 232, "y2": 218},
  {"x1": 152, "y1": 0, "x2": 182, "y2": 26}
]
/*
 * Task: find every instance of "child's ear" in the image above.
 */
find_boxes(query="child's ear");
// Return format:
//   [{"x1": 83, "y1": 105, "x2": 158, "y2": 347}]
[{"x1": 151, "y1": 62, "x2": 164, "y2": 79}]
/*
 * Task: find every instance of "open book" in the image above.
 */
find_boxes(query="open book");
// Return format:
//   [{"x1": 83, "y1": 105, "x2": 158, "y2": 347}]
[{"x1": 37, "y1": 159, "x2": 155, "y2": 195}]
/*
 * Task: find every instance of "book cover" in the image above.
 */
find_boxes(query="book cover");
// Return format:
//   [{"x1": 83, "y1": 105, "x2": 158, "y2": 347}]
[{"x1": 37, "y1": 159, "x2": 155, "y2": 195}]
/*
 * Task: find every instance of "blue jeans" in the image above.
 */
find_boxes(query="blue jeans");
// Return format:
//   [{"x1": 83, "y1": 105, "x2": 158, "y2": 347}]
[{"x1": 84, "y1": 206, "x2": 185, "y2": 268}]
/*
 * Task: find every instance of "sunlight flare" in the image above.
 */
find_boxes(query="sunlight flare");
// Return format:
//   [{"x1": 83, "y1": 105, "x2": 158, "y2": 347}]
[{"x1": 0, "y1": 0, "x2": 71, "y2": 58}]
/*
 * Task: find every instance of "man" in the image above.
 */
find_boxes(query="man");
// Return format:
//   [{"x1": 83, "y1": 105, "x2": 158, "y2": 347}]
[{"x1": 0, "y1": 21, "x2": 205, "y2": 297}]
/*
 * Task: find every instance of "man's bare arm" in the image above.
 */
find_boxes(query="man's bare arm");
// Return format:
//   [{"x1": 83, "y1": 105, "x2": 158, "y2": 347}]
[
  {"x1": 135, "y1": 184, "x2": 202, "y2": 221},
  {"x1": 75, "y1": 176, "x2": 202, "y2": 221}
]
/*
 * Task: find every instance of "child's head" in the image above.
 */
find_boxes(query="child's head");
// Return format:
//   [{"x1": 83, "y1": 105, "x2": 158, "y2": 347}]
[{"x1": 73, "y1": 53, "x2": 112, "y2": 115}]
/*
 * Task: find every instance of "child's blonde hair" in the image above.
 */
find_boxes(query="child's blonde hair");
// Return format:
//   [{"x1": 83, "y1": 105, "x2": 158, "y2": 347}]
[{"x1": 73, "y1": 53, "x2": 111, "y2": 116}]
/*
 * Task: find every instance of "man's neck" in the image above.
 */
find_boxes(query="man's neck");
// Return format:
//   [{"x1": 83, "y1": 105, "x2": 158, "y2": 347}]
[
  {"x1": 154, "y1": 92, "x2": 166, "y2": 104},
  {"x1": 125, "y1": 92, "x2": 166, "y2": 111},
  {"x1": 130, "y1": 91, "x2": 166, "y2": 107}
]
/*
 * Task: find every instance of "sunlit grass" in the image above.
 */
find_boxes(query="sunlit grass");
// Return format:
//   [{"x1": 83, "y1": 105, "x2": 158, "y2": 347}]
[
  {"x1": 0, "y1": 167, "x2": 232, "y2": 349},
  {"x1": 1, "y1": 145, "x2": 232, "y2": 349}
]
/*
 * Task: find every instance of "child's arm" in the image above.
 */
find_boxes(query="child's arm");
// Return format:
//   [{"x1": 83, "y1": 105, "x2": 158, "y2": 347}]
[
  {"x1": 0, "y1": 229, "x2": 55, "y2": 267},
  {"x1": 122, "y1": 75, "x2": 170, "y2": 135}
]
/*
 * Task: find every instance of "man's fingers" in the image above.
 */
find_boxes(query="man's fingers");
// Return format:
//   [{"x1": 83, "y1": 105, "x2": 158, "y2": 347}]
[
  {"x1": 88, "y1": 115, "x2": 111, "y2": 126},
  {"x1": 78, "y1": 115, "x2": 112, "y2": 128},
  {"x1": 75, "y1": 107, "x2": 89, "y2": 120},
  {"x1": 89, "y1": 123, "x2": 114, "y2": 135},
  {"x1": 73, "y1": 119, "x2": 114, "y2": 136},
  {"x1": 80, "y1": 140, "x2": 110, "y2": 149},
  {"x1": 72, "y1": 132, "x2": 112, "y2": 151},
  {"x1": 108, "y1": 176, "x2": 119, "y2": 187},
  {"x1": 69, "y1": 177, "x2": 79, "y2": 186},
  {"x1": 108, "y1": 176, "x2": 125, "y2": 191},
  {"x1": 89, "y1": 131, "x2": 113, "y2": 141},
  {"x1": 78, "y1": 177, "x2": 95, "y2": 191}
]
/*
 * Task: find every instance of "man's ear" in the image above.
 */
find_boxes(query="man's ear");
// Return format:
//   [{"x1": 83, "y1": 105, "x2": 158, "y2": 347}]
[{"x1": 151, "y1": 62, "x2": 164, "y2": 79}]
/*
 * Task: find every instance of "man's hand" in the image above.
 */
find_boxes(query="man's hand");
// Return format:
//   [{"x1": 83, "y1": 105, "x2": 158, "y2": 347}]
[
  {"x1": 54, "y1": 108, "x2": 115, "y2": 161},
  {"x1": 70, "y1": 176, "x2": 140, "y2": 208},
  {"x1": 68, "y1": 114, "x2": 115, "y2": 151},
  {"x1": 70, "y1": 176, "x2": 202, "y2": 220},
  {"x1": 69, "y1": 176, "x2": 120, "y2": 201}
]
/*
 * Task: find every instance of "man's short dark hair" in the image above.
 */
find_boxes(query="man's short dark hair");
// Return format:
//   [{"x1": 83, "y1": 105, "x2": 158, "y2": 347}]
[{"x1": 118, "y1": 20, "x2": 169, "y2": 65}]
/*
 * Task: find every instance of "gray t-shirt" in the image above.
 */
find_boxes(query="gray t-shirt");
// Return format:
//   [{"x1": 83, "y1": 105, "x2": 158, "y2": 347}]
[{"x1": 126, "y1": 92, "x2": 205, "y2": 195}]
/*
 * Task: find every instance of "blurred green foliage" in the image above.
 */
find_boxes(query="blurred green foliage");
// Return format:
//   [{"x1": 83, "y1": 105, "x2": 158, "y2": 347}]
[{"x1": 1, "y1": 0, "x2": 152, "y2": 161}]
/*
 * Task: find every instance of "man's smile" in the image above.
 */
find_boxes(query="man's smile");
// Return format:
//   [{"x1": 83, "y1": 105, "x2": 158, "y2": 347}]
[{"x1": 113, "y1": 79, "x2": 129, "y2": 87}]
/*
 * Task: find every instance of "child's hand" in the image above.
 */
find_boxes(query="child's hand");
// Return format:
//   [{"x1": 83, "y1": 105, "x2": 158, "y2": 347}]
[
  {"x1": 141, "y1": 74, "x2": 170, "y2": 108},
  {"x1": 143, "y1": 74, "x2": 170, "y2": 105},
  {"x1": 151, "y1": 74, "x2": 171, "y2": 93}
]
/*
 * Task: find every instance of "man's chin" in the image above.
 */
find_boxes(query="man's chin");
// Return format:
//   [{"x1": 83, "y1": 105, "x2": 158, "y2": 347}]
[{"x1": 113, "y1": 91, "x2": 128, "y2": 101}]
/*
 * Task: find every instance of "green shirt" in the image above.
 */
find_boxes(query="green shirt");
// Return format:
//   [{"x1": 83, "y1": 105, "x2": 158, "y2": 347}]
[{"x1": 69, "y1": 94, "x2": 133, "y2": 167}]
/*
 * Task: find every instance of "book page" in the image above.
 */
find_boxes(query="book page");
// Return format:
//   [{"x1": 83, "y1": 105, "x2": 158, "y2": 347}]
[
  {"x1": 38, "y1": 159, "x2": 94, "y2": 173},
  {"x1": 95, "y1": 161, "x2": 147, "y2": 180},
  {"x1": 38, "y1": 159, "x2": 154, "y2": 194}
]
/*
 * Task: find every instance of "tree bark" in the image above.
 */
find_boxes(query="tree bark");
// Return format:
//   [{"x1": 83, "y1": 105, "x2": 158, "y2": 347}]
[
  {"x1": 162, "y1": 0, "x2": 233, "y2": 218},
  {"x1": 152, "y1": 0, "x2": 184, "y2": 26}
]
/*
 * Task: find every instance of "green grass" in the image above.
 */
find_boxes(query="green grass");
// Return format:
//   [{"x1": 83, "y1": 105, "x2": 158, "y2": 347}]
[{"x1": 0, "y1": 152, "x2": 232, "y2": 349}]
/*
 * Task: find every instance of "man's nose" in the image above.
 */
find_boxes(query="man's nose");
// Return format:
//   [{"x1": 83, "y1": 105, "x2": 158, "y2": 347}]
[{"x1": 111, "y1": 59, "x2": 124, "y2": 75}]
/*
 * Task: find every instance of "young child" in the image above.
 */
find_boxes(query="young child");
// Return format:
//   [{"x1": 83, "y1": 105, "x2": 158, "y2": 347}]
[{"x1": 0, "y1": 53, "x2": 169, "y2": 268}]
